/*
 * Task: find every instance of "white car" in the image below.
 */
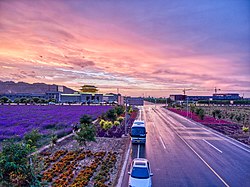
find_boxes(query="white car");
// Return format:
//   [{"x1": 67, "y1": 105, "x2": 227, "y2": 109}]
[{"x1": 128, "y1": 158, "x2": 153, "y2": 187}]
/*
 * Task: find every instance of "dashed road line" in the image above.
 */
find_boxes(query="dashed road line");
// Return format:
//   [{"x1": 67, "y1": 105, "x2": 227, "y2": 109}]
[
  {"x1": 137, "y1": 144, "x2": 140, "y2": 158},
  {"x1": 159, "y1": 136, "x2": 166, "y2": 149},
  {"x1": 203, "y1": 139, "x2": 223, "y2": 153}
]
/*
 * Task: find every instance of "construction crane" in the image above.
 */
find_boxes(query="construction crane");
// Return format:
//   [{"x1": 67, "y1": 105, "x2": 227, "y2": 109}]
[
  {"x1": 214, "y1": 87, "x2": 221, "y2": 94},
  {"x1": 183, "y1": 88, "x2": 192, "y2": 95}
]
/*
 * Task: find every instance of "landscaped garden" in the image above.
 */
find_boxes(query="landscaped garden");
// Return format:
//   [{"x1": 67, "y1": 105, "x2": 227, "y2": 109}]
[
  {"x1": 0, "y1": 105, "x2": 138, "y2": 186},
  {"x1": 168, "y1": 106, "x2": 250, "y2": 145}
]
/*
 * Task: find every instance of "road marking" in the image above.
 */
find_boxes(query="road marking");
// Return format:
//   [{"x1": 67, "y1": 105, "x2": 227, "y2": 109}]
[
  {"x1": 153, "y1": 122, "x2": 156, "y2": 128},
  {"x1": 137, "y1": 144, "x2": 140, "y2": 158},
  {"x1": 159, "y1": 136, "x2": 166, "y2": 149},
  {"x1": 165, "y1": 109, "x2": 250, "y2": 153},
  {"x1": 203, "y1": 139, "x2": 223, "y2": 153},
  {"x1": 156, "y1": 110, "x2": 230, "y2": 187}
]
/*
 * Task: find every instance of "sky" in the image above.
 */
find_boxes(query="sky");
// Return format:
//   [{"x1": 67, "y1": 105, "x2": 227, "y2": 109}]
[{"x1": 0, "y1": 0, "x2": 249, "y2": 97}]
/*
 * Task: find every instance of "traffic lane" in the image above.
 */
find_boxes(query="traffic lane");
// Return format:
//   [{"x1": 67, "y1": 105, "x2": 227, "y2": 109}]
[
  {"x1": 146, "y1": 111, "x2": 225, "y2": 186},
  {"x1": 158, "y1": 108, "x2": 250, "y2": 186}
]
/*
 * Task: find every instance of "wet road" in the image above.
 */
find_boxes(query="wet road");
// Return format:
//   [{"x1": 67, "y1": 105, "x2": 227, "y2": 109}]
[{"x1": 121, "y1": 104, "x2": 250, "y2": 187}]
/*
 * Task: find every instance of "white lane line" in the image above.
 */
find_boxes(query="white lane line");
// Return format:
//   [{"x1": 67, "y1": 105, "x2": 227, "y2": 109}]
[
  {"x1": 203, "y1": 139, "x2": 223, "y2": 153},
  {"x1": 156, "y1": 111, "x2": 230, "y2": 187},
  {"x1": 159, "y1": 136, "x2": 166, "y2": 149},
  {"x1": 137, "y1": 144, "x2": 140, "y2": 158},
  {"x1": 166, "y1": 109, "x2": 250, "y2": 153},
  {"x1": 181, "y1": 136, "x2": 229, "y2": 187}
]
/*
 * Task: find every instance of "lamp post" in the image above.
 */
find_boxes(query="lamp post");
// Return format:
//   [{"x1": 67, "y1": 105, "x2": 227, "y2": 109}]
[{"x1": 124, "y1": 96, "x2": 128, "y2": 136}]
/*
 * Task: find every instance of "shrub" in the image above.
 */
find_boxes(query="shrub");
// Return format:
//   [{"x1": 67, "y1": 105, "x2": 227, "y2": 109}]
[
  {"x1": 80, "y1": 114, "x2": 93, "y2": 124},
  {"x1": 117, "y1": 117, "x2": 124, "y2": 123},
  {"x1": 197, "y1": 108, "x2": 205, "y2": 120},
  {"x1": 242, "y1": 126, "x2": 249, "y2": 133},
  {"x1": 99, "y1": 119, "x2": 105, "y2": 127},
  {"x1": 114, "y1": 106, "x2": 124, "y2": 116},
  {"x1": 103, "y1": 121, "x2": 113, "y2": 130},
  {"x1": 106, "y1": 109, "x2": 117, "y2": 122},
  {"x1": 24, "y1": 129, "x2": 42, "y2": 147},
  {"x1": 114, "y1": 121, "x2": 120, "y2": 126},
  {"x1": 0, "y1": 140, "x2": 40, "y2": 187},
  {"x1": 75, "y1": 123, "x2": 96, "y2": 146}
]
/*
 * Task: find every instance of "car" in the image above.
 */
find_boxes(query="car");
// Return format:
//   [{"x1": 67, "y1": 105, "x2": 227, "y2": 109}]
[{"x1": 128, "y1": 158, "x2": 153, "y2": 187}]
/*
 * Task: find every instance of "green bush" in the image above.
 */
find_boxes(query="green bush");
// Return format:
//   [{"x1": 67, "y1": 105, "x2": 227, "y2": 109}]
[
  {"x1": 0, "y1": 140, "x2": 40, "y2": 186},
  {"x1": 242, "y1": 126, "x2": 249, "y2": 133},
  {"x1": 99, "y1": 119, "x2": 105, "y2": 128},
  {"x1": 114, "y1": 121, "x2": 120, "y2": 126},
  {"x1": 80, "y1": 114, "x2": 93, "y2": 124},
  {"x1": 114, "y1": 106, "x2": 125, "y2": 116},
  {"x1": 106, "y1": 109, "x2": 117, "y2": 121},
  {"x1": 117, "y1": 117, "x2": 124, "y2": 123},
  {"x1": 75, "y1": 123, "x2": 96, "y2": 146},
  {"x1": 103, "y1": 121, "x2": 113, "y2": 130},
  {"x1": 24, "y1": 129, "x2": 42, "y2": 147}
]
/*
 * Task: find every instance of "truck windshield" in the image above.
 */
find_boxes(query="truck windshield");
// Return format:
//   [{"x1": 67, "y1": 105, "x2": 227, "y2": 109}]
[{"x1": 131, "y1": 127, "x2": 146, "y2": 136}]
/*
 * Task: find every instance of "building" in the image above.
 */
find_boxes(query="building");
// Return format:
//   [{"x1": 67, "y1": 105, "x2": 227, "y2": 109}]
[
  {"x1": 169, "y1": 93, "x2": 241, "y2": 102},
  {"x1": 125, "y1": 97, "x2": 144, "y2": 106},
  {"x1": 187, "y1": 95, "x2": 212, "y2": 101},
  {"x1": 170, "y1": 94, "x2": 186, "y2": 101},
  {"x1": 212, "y1": 93, "x2": 241, "y2": 100}
]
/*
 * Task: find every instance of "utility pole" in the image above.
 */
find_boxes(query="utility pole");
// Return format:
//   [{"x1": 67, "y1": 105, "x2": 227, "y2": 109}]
[{"x1": 183, "y1": 88, "x2": 192, "y2": 118}]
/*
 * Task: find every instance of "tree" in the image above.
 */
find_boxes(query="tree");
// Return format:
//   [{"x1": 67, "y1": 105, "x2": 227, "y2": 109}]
[
  {"x1": 20, "y1": 97, "x2": 27, "y2": 104},
  {"x1": 106, "y1": 109, "x2": 117, "y2": 122},
  {"x1": 198, "y1": 109, "x2": 205, "y2": 120},
  {"x1": 0, "y1": 140, "x2": 40, "y2": 187},
  {"x1": 75, "y1": 123, "x2": 96, "y2": 146},
  {"x1": 14, "y1": 98, "x2": 20, "y2": 104},
  {"x1": 80, "y1": 114, "x2": 93, "y2": 124},
  {"x1": 114, "y1": 106, "x2": 124, "y2": 116},
  {"x1": 0, "y1": 96, "x2": 9, "y2": 103},
  {"x1": 32, "y1": 97, "x2": 40, "y2": 103}
]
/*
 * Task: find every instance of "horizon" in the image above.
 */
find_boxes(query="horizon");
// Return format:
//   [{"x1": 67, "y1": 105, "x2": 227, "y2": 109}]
[{"x1": 0, "y1": 0, "x2": 250, "y2": 97}]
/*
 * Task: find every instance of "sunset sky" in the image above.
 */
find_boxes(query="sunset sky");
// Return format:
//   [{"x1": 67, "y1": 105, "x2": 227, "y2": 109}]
[{"x1": 0, "y1": 0, "x2": 249, "y2": 97}]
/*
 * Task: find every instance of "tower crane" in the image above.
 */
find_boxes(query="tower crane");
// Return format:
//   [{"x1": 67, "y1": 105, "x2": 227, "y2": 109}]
[
  {"x1": 214, "y1": 87, "x2": 221, "y2": 94},
  {"x1": 183, "y1": 88, "x2": 192, "y2": 95}
]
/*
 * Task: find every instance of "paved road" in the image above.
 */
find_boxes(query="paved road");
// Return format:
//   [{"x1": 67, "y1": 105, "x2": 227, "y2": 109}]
[{"x1": 121, "y1": 104, "x2": 250, "y2": 187}]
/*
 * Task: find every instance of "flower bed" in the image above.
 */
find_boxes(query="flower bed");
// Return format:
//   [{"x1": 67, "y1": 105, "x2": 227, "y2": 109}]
[
  {"x1": 0, "y1": 105, "x2": 112, "y2": 141},
  {"x1": 35, "y1": 136, "x2": 127, "y2": 187},
  {"x1": 168, "y1": 108, "x2": 233, "y2": 125},
  {"x1": 168, "y1": 108, "x2": 246, "y2": 138}
]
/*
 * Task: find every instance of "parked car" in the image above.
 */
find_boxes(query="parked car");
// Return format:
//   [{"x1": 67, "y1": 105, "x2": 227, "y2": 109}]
[{"x1": 128, "y1": 158, "x2": 153, "y2": 187}]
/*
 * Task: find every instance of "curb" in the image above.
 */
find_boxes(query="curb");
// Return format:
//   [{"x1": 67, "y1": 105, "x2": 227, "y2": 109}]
[{"x1": 116, "y1": 142, "x2": 131, "y2": 187}]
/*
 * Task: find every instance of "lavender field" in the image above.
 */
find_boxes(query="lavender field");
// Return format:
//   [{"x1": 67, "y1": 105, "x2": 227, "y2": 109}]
[{"x1": 0, "y1": 105, "x2": 112, "y2": 141}]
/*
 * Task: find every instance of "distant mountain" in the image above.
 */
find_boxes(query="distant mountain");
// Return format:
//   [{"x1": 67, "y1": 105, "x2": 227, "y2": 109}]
[{"x1": 0, "y1": 81, "x2": 76, "y2": 94}]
